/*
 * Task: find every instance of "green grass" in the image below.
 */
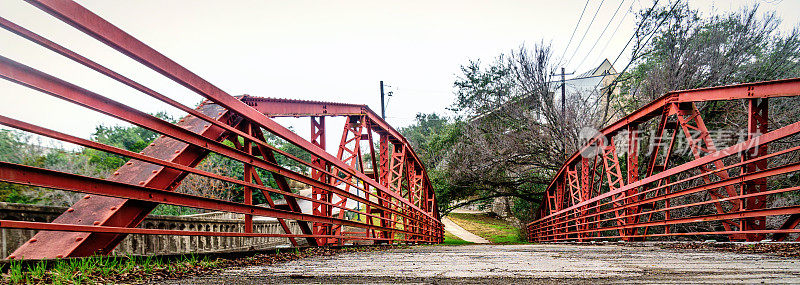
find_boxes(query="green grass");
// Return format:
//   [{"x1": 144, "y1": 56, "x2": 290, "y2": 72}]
[
  {"x1": 150, "y1": 204, "x2": 199, "y2": 216},
  {"x1": 442, "y1": 231, "x2": 474, "y2": 245},
  {"x1": 3, "y1": 253, "x2": 222, "y2": 284},
  {"x1": 447, "y1": 213, "x2": 526, "y2": 244}
]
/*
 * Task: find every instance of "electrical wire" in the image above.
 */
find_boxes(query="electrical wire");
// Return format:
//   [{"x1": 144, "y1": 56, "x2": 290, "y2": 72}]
[
  {"x1": 565, "y1": 0, "x2": 607, "y2": 67},
  {"x1": 560, "y1": 0, "x2": 592, "y2": 62},
  {"x1": 597, "y1": 0, "x2": 683, "y2": 106},
  {"x1": 574, "y1": 0, "x2": 629, "y2": 71},
  {"x1": 611, "y1": 0, "x2": 661, "y2": 66},
  {"x1": 594, "y1": 0, "x2": 637, "y2": 64}
]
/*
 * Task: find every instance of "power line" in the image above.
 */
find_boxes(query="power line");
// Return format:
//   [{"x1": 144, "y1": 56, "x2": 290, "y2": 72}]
[
  {"x1": 589, "y1": 0, "x2": 680, "y2": 124},
  {"x1": 611, "y1": 0, "x2": 661, "y2": 66},
  {"x1": 594, "y1": 0, "x2": 637, "y2": 63},
  {"x1": 574, "y1": 0, "x2": 629, "y2": 71},
  {"x1": 560, "y1": 0, "x2": 591, "y2": 62},
  {"x1": 565, "y1": 0, "x2": 607, "y2": 68},
  {"x1": 583, "y1": 0, "x2": 661, "y2": 100},
  {"x1": 600, "y1": 0, "x2": 683, "y2": 100}
]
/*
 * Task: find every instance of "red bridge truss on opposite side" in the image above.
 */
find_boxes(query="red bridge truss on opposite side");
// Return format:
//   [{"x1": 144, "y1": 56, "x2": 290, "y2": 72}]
[
  {"x1": 529, "y1": 78, "x2": 800, "y2": 242},
  {"x1": 0, "y1": 0, "x2": 442, "y2": 260}
]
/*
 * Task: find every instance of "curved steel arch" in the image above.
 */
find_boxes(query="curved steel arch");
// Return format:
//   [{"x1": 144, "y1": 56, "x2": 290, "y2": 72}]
[
  {"x1": 0, "y1": 0, "x2": 441, "y2": 259},
  {"x1": 529, "y1": 78, "x2": 800, "y2": 242}
]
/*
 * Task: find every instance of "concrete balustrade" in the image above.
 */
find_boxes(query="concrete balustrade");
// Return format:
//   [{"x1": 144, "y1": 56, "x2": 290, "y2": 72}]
[{"x1": 0, "y1": 202, "x2": 302, "y2": 259}]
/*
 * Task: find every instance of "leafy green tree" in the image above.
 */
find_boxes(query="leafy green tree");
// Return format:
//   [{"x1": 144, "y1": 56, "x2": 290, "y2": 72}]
[
  {"x1": 400, "y1": 114, "x2": 464, "y2": 213},
  {"x1": 83, "y1": 112, "x2": 174, "y2": 173},
  {"x1": 0, "y1": 129, "x2": 94, "y2": 206}
]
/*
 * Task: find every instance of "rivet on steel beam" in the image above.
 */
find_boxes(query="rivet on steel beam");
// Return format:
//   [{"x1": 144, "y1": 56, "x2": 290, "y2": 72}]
[
  {"x1": 83, "y1": 195, "x2": 91, "y2": 199},
  {"x1": 67, "y1": 208, "x2": 74, "y2": 212}
]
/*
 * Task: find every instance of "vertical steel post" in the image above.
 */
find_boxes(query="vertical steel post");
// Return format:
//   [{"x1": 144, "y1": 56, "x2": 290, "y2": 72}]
[
  {"x1": 579, "y1": 157, "x2": 592, "y2": 240},
  {"x1": 625, "y1": 124, "x2": 640, "y2": 238},
  {"x1": 243, "y1": 122, "x2": 254, "y2": 233},
  {"x1": 742, "y1": 97, "x2": 768, "y2": 241},
  {"x1": 310, "y1": 116, "x2": 331, "y2": 245}
]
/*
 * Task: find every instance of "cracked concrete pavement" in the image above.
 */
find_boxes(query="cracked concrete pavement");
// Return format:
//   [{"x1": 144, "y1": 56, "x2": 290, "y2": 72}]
[{"x1": 165, "y1": 244, "x2": 800, "y2": 284}]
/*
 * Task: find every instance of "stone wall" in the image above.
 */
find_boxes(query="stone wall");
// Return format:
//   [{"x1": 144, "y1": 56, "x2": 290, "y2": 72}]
[{"x1": 0, "y1": 202, "x2": 302, "y2": 259}]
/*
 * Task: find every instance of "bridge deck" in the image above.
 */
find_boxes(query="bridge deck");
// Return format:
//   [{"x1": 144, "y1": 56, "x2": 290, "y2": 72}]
[{"x1": 166, "y1": 244, "x2": 800, "y2": 284}]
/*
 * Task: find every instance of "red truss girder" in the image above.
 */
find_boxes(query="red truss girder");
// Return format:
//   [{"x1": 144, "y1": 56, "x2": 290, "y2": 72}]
[
  {"x1": 0, "y1": 0, "x2": 442, "y2": 260},
  {"x1": 242, "y1": 97, "x2": 439, "y2": 223},
  {"x1": 530, "y1": 77, "x2": 800, "y2": 243}
]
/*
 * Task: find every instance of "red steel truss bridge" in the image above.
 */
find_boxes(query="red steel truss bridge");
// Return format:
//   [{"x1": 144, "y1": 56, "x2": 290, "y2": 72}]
[
  {"x1": 0, "y1": 0, "x2": 442, "y2": 259},
  {"x1": 529, "y1": 78, "x2": 800, "y2": 243}
]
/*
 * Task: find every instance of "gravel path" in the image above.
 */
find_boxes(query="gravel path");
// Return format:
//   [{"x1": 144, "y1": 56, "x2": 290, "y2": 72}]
[{"x1": 164, "y1": 244, "x2": 800, "y2": 284}]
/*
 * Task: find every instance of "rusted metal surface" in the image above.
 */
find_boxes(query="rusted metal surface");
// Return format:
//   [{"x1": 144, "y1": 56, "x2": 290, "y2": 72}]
[
  {"x1": 0, "y1": 0, "x2": 442, "y2": 260},
  {"x1": 529, "y1": 78, "x2": 800, "y2": 242}
]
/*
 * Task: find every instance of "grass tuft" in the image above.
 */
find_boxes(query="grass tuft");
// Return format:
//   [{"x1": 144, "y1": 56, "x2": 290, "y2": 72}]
[
  {"x1": 2, "y1": 253, "x2": 225, "y2": 284},
  {"x1": 442, "y1": 231, "x2": 474, "y2": 245}
]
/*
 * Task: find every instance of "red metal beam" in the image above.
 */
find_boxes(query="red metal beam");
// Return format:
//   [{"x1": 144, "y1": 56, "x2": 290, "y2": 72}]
[
  {"x1": 529, "y1": 80, "x2": 800, "y2": 242},
  {"x1": 0, "y1": 0, "x2": 444, "y2": 259},
  {"x1": 23, "y1": 0, "x2": 439, "y2": 225},
  {"x1": 0, "y1": 162, "x2": 434, "y2": 239},
  {"x1": 543, "y1": 78, "x2": 800, "y2": 196}
]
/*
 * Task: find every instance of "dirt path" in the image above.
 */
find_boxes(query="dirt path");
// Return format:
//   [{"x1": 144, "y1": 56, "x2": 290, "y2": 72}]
[
  {"x1": 164, "y1": 244, "x2": 800, "y2": 284},
  {"x1": 442, "y1": 216, "x2": 490, "y2": 243}
]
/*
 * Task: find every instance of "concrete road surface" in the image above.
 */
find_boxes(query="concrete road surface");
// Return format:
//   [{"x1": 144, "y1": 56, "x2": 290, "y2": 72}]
[{"x1": 165, "y1": 244, "x2": 800, "y2": 284}]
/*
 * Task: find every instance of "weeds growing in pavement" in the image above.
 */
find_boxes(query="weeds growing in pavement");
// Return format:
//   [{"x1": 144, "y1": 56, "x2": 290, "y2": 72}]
[
  {"x1": 2, "y1": 246, "x2": 394, "y2": 284},
  {"x1": 1, "y1": 254, "x2": 224, "y2": 284},
  {"x1": 7, "y1": 260, "x2": 23, "y2": 284}
]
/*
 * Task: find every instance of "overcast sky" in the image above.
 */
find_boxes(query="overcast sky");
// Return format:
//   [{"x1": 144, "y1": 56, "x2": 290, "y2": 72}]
[{"x1": 0, "y1": 0, "x2": 797, "y2": 152}]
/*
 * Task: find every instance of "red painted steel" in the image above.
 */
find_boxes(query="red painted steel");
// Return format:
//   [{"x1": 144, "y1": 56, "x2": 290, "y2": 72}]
[
  {"x1": 0, "y1": 0, "x2": 441, "y2": 260},
  {"x1": 529, "y1": 78, "x2": 800, "y2": 242}
]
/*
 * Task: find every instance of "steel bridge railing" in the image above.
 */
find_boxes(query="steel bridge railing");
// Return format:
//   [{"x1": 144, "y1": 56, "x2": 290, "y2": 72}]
[
  {"x1": 529, "y1": 78, "x2": 800, "y2": 242},
  {"x1": 0, "y1": 0, "x2": 442, "y2": 260}
]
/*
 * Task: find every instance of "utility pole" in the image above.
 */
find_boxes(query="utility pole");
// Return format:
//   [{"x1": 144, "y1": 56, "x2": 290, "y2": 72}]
[
  {"x1": 553, "y1": 68, "x2": 574, "y2": 120},
  {"x1": 552, "y1": 68, "x2": 574, "y2": 160},
  {"x1": 561, "y1": 67, "x2": 566, "y2": 119},
  {"x1": 380, "y1": 81, "x2": 385, "y2": 119}
]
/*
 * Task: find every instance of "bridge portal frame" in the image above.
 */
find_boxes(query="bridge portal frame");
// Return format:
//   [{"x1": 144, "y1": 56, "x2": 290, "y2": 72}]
[{"x1": 0, "y1": 0, "x2": 442, "y2": 260}]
